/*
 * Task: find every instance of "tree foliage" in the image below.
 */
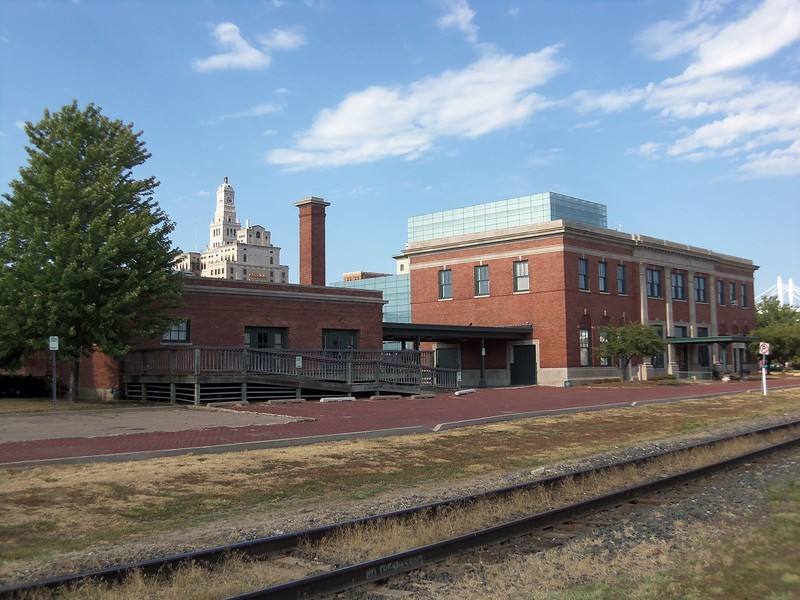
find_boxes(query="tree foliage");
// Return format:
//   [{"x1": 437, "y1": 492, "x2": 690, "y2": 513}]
[
  {"x1": 0, "y1": 102, "x2": 183, "y2": 399},
  {"x1": 751, "y1": 296, "x2": 800, "y2": 365},
  {"x1": 595, "y1": 322, "x2": 665, "y2": 380}
]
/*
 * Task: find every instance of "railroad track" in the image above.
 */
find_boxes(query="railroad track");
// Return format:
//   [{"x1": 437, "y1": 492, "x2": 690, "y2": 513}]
[{"x1": 4, "y1": 420, "x2": 799, "y2": 600}]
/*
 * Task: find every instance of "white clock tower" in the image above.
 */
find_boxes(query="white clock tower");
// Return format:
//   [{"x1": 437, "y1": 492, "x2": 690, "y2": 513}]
[
  {"x1": 175, "y1": 176, "x2": 290, "y2": 283},
  {"x1": 210, "y1": 176, "x2": 241, "y2": 248}
]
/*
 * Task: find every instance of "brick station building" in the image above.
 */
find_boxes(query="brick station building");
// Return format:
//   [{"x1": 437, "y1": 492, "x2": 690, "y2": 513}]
[
  {"x1": 15, "y1": 191, "x2": 385, "y2": 400},
  {"x1": 398, "y1": 193, "x2": 758, "y2": 386}
]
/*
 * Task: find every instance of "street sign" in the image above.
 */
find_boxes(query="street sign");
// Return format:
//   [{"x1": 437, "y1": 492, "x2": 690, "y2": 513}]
[
  {"x1": 759, "y1": 341, "x2": 770, "y2": 397},
  {"x1": 49, "y1": 336, "x2": 59, "y2": 351}
]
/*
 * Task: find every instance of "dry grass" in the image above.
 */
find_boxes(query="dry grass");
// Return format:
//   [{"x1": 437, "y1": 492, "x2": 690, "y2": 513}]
[
  {"x1": 417, "y1": 480, "x2": 800, "y2": 600},
  {"x1": 14, "y1": 427, "x2": 798, "y2": 599},
  {"x1": 305, "y1": 427, "x2": 799, "y2": 564},
  {"x1": 15, "y1": 554, "x2": 300, "y2": 600},
  {"x1": 1, "y1": 388, "x2": 799, "y2": 586}
]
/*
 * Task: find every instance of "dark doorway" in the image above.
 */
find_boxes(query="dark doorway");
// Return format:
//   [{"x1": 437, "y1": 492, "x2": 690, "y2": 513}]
[
  {"x1": 436, "y1": 347, "x2": 460, "y2": 370},
  {"x1": 510, "y1": 345, "x2": 537, "y2": 385}
]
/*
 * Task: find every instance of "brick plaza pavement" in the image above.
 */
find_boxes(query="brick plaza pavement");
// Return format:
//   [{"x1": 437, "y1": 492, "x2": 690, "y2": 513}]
[{"x1": 1, "y1": 379, "x2": 797, "y2": 468}]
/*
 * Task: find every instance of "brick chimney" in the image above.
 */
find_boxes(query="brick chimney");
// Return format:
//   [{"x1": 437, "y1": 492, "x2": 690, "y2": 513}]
[{"x1": 294, "y1": 196, "x2": 330, "y2": 286}]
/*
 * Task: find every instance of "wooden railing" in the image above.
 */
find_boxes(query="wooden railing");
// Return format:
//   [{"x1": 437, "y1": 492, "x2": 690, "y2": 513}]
[{"x1": 122, "y1": 347, "x2": 457, "y2": 391}]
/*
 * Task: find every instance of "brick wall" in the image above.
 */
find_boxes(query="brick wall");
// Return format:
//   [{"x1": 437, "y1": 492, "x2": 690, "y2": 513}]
[{"x1": 137, "y1": 277, "x2": 385, "y2": 350}]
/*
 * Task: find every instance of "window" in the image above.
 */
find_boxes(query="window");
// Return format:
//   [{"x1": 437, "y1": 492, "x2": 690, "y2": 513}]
[
  {"x1": 741, "y1": 283, "x2": 748, "y2": 307},
  {"x1": 671, "y1": 272, "x2": 686, "y2": 300},
  {"x1": 162, "y1": 320, "x2": 189, "y2": 343},
  {"x1": 651, "y1": 325, "x2": 664, "y2": 368},
  {"x1": 579, "y1": 328, "x2": 591, "y2": 366},
  {"x1": 598, "y1": 262, "x2": 608, "y2": 292},
  {"x1": 729, "y1": 282, "x2": 737, "y2": 305},
  {"x1": 647, "y1": 268, "x2": 662, "y2": 298},
  {"x1": 578, "y1": 258, "x2": 589, "y2": 291},
  {"x1": 599, "y1": 329, "x2": 609, "y2": 366},
  {"x1": 439, "y1": 269, "x2": 453, "y2": 299},
  {"x1": 245, "y1": 327, "x2": 287, "y2": 349},
  {"x1": 323, "y1": 329, "x2": 359, "y2": 353},
  {"x1": 674, "y1": 325, "x2": 688, "y2": 337},
  {"x1": 617, "y1": 264, "x2": 627, "y2": 294},
  {"x1": 717, "y1": 280, "x2": 725, "y2": 305},
  {"x1": 694, "y1": 275, "x2": 708, "y2": 303},
  {"x1": 513, "y1": 260, "x2": 529, "y2": 292},
  {"x1": 474, "y1": 265, "x2": 489, "y2": 296}
]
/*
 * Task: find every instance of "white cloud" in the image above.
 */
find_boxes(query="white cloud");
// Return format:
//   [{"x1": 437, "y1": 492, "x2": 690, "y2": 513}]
[
  {"x1": 638, "y1": 142, "x2": 662, "y2": 158},
  {"x1": 573, "y1": 85, "x2": 652, "y2": 113},
  {"x1": 577, "y1": 0, "x2": 800, "y2": 179},
  {"x1": 740, "y1": 139, "x2": 800, "y2": 176},
  {"x1": 220, "y1": 103, "x2": 282, "y2": 119},
  {"x1": 194, "y1": 23, "x2": 305, "y2": 73},
  {"x1": 258, "y1": 27, "x2": 306, "y2": 51},
  {"x1": 637, "y1": 0, "x2": 728, "y2": 60},
  {"x1": 268, "y1": 48, "x2": 564, "y2": 170},
  {"x1": 676, "y1": 0, "x2": 800, "y2": 81},
  {"x1": 193, "y1": 23, "x2": 271, "y2": 72},
  {"x1": 437, "y1": 0, "x2": 479, "y2": 44}
]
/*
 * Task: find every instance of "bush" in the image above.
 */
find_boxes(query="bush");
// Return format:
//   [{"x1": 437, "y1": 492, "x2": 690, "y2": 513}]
[{"x1": 0, "y1": 375, "x2": 50, "y2": 397}]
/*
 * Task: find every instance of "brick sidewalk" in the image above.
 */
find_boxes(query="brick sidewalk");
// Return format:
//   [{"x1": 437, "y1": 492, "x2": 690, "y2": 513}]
[{"x1": 1, "y1": 380, "x2": 796, "y2": 467}]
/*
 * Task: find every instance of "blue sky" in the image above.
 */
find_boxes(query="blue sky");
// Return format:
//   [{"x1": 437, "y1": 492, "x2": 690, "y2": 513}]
[{"x1": 1, "y1": 0, "x2": 798, "y2": 298}]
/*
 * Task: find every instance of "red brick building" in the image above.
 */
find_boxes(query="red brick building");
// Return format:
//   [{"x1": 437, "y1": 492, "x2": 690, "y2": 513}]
[
  {"x1": 16, "y1": 195, "x2": 385, "y2": 400},
  {"x1": 402, "y1": 197, "x2": 757, "y2": 386}
]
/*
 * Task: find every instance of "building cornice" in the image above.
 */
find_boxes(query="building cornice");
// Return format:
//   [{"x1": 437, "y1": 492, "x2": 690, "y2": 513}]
[
  {"x1": 402, "y1": 220, "x2": 757, "y2": 273},
  {"x1": 183, "y1": 281, "x2": 386, "y2": 305}
]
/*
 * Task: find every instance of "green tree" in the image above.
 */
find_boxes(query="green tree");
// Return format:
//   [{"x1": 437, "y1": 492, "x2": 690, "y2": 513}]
[
  {"x1": 595, "y1": 322, "x2": 665, "y2": 381},
  {"x1": 0, "y1": 102, "x2": 183, "y2": 401},
  {"x1": 751, "y1": 296, "x2": 800, "y2": 368}
]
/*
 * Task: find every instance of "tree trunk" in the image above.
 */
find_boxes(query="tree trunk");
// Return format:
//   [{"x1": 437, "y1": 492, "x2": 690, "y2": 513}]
[
  {"x1": 69, "y1": 358, "x2": 80, "y2": 403},
  {"x1": 620, "y1": 357, "x2": 631, "y2": 381}
]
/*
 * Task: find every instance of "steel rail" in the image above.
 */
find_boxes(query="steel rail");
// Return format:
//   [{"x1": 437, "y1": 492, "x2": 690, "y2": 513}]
[
  {"x1": 223, "y1": 433, "x2": 800, "y2": 600},
  {"x1": 3, "y1": 419, "x2": 799, "y2": 598}
]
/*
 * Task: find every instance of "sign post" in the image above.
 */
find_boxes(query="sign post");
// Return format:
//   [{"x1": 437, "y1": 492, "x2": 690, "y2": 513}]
[
  {"x1": 758, "y1": 341, "x2": 770, "y2": 396},
  {"x1": 49, "y1": 336, "x2": 59, "y2": 409}
]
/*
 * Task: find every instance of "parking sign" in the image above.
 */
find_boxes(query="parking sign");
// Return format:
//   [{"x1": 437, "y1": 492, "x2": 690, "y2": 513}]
[{"x1": 758, "y1": 342, "x2": 770, "y2": 355}]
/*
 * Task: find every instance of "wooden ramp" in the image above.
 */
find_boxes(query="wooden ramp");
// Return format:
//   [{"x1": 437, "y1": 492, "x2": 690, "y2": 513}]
[{"x1": 123, "y1": 347, "x2": 458, "y2": 404}]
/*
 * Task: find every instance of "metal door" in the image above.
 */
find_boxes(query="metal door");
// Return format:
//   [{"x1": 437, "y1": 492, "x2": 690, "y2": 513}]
[{"x1": 510, "y1": 345, "x2": 537, "y2": 385}]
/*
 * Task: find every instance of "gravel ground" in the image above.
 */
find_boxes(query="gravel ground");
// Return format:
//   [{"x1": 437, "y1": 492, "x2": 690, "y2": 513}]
[{"x1": 3, "y1": 412, "x2": 799, "y2": 590}]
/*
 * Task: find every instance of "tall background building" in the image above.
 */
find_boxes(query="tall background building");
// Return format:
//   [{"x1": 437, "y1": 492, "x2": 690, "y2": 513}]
[{"x1": 175, "y1": 178, "x2": 289, "y2": 283}]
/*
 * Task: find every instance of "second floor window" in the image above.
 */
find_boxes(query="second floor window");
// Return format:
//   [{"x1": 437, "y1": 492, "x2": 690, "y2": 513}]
[
  {"x1": 513, "y1": 260, "x2": 529, "y2": 292},
  {"x1": 694, "y1": 275, "x2": 708, "y2": 303},
  {"x1": 598, "y1": 262, "x2": 608, "y2": 292},
  {"x1": 438, "y1": 269, "x2": 452, "y2": 300},
  {"x1": 718, "y1": 280, "x2": 725, "y2": 305},
  {"x1": 474, "y1": 265, "x2": 489, "y2": 296},
  {"x1": 617, "y1": 264, "x2": 627, "y2": 294},
  {"x1": 578, "y1": 258, "x2": 589, "y2": 290},
  {"x1": 671, "y1": 272, "x2": 686, "y2": 300},
  {"x1": 647, "y1": 268, "x2": 662, "y2": 298},
  {"x1": 729, "y1": 282, "x2": 737, "y2": 305},
  {"x1": 741, "y1": 283, "x2": 749, "y2": 307}
]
